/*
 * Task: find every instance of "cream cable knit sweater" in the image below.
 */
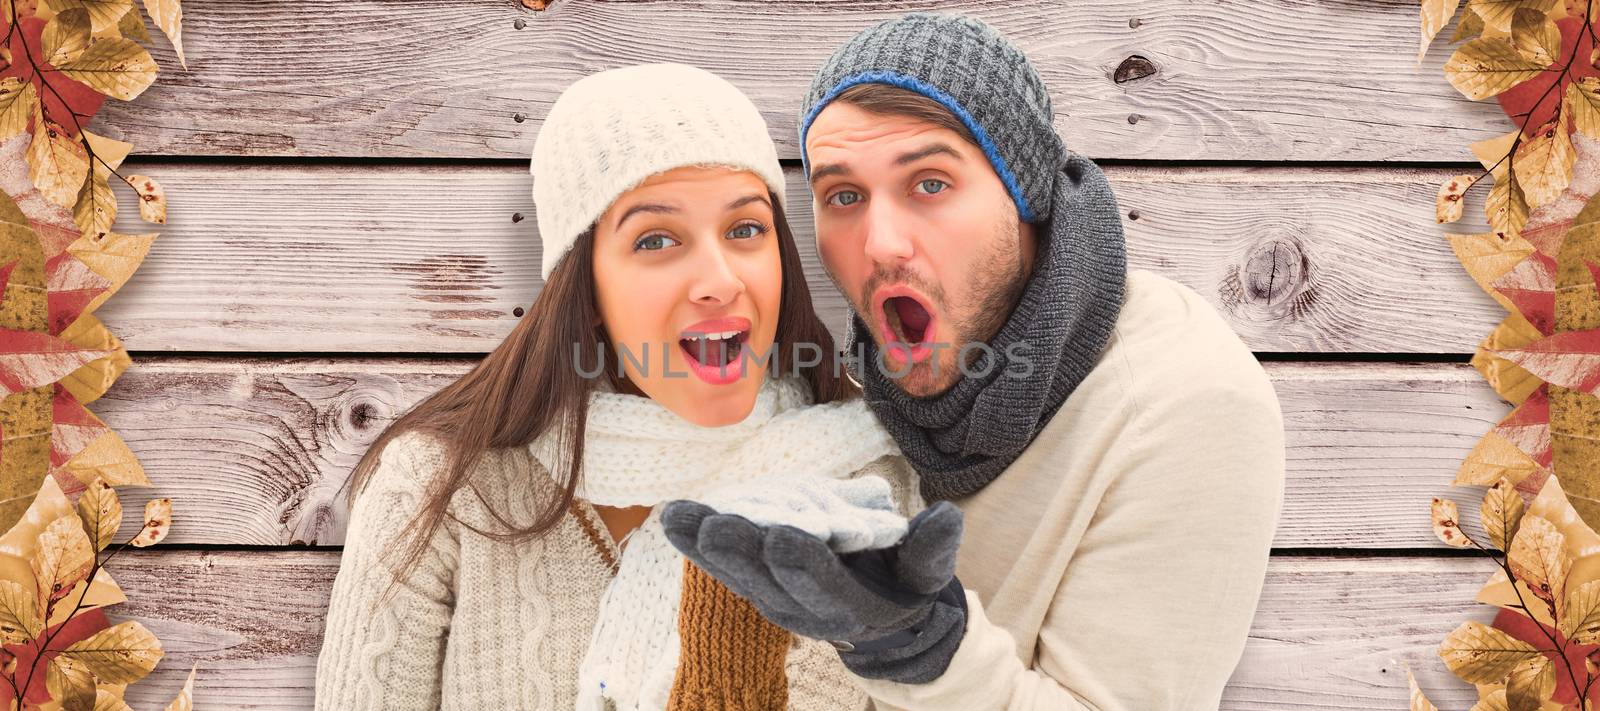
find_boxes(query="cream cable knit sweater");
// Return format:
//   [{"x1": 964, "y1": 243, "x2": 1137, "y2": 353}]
[{"x1": 314, "y1": 428, "x2": 917, "y2": 710}]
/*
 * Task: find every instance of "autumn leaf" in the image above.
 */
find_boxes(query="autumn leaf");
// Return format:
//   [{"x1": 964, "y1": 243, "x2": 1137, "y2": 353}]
[
  {"x1": 0, "y1": 327, "x2": 116, "y2": 397},
  {"x1": 1509, "y1": 514, "x2": 1572, "y2": 615},
  {"x1": 162, "y1": 664, "x2": 195, "y2": 711},
  {"x1": 28, "y1": 113, "x2": 89, "y2": 208},
  {"x1": 113, "y1": 6, "x2": 150, "y2": 43},
  {"x1": 124, "y1": 173, "x2": 162, "y2": 224},
  {"x1": 95, "y1": 689, "x2": 135, "y2": 711},
  {"x1": 1439, "y1": 174, "x2": 1479, "y2": 223},
  {"x1": 1469, "y1": 688, "x2": 1511, "y2": 710},
  {"x1": 1561, "y1": 579, "x2": 1600, "y2": 641},
  {"x1": 1408, "y1": 665, "x2": 1441, "y2": 710},
  {"x1": 59, "y1": 619, "x2": 161, "y2": 684},
  {"x1": 72, "y1": 166, "x2": 112, "y2": 241},
  {"x1": 1458, "y1": 5, "x2": 1490, "y2": 41},
  {"x1": 30, "y1": 513, "x2": 93, "y2": 604},
  {"x1": 139, "y1": 0, "x2": 182, "y2": 70},
  {"x1": 1485, "y1": 476, "x2": 1529, "y2": 550},
  {"x1": 1511, "y1": 112, "x2": 1576, "y2": 208},
  {"x1": 43, "y1": 0, "x2": 137, "y2": 35},
  {"x1": 47, "y1": 653, "x2": 96, "y2": 711},
  {"x1": 1440, "y1": 619, "x2": 1544, "y2": 683},
  {"x1": 1423, "y1": 0, "x2": 1465, "y2": 61},
  {"x1": 1512, "y1": 6, "x2": 1562, "y2": 64},
  {"x1": 1489, "y1": 166, "x2": 1532, "y2": 237},
  {"x1": 0, "y1": 78, "x2": 37, "y2": 140},
  {"x1": 53, "y1": 37, "x2": 156, "y2": 102},
  {"x1": 1473, "y1": 0, "x2": 1562, "y2": 32},
  {"x1": 1435, "y1": 497, "x2": 1475, "y2": 546},
  {"x1": 0, "y1": 578, "x2": 41, "y2": 644},
  {"x1": 75, "y1": 477, "x2": 118, "y2": 551},
  {"x1": 42, "y1": 8, "x2": 90, "y2": 68},
  {"x1": 1493, "y1": 327, "x2": 1600, "y2": 394},
  {"x1": 1447, "y1": 36, "x2": 1551, "y2": 100},
  {"x1": 1565, "y1": 77, "x2": 1600, "y2": 140},
  {"x1": 127, "y1": 497, "x2": 167, "y2": 547}
]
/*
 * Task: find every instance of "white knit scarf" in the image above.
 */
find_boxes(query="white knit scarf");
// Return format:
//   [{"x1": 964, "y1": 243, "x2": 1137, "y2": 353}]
[{"x1": 527, "y1": 375, "x2": 898, "y2": 711}]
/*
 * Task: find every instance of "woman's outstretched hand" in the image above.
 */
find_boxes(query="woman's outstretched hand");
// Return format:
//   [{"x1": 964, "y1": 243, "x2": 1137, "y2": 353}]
[{"x1": 660, "y1": 499, "x2": 970, "y2": 684}]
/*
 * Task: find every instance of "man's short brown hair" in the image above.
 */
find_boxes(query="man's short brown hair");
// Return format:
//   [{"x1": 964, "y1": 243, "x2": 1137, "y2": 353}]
[{"x1": 833, "y1": 83, "x2": 980, "y2": 149}]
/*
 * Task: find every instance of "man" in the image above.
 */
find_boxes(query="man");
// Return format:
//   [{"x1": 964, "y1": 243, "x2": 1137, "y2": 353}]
[{"x1": 664, "y1": 12, "x2": 1285, "y2": 710}]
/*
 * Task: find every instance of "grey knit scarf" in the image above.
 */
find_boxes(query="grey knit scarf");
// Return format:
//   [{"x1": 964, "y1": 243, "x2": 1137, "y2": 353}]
[{"x1": 846, "y1": 152, "x2": 1128, "y2": 501}]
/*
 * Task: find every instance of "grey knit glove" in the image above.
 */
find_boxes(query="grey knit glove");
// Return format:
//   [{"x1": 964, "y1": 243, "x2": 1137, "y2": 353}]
[{"x1": 660, "y1": 499, "x2": 969, "y2": 684}]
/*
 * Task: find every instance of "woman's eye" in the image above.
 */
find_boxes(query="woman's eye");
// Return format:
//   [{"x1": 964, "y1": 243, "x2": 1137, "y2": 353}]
[
  {"x1": 633, "y1": 233, "x2": 680, "y2": 252},
  {"x1": 827, "y1": 190, "x2": 862, "y2": 207},
  {"x1": 915, "y1": 179, "x2": 948, "y2": 195},
  {"x1": 728, "y1": 222, "x2": 767, "y2": 240}
]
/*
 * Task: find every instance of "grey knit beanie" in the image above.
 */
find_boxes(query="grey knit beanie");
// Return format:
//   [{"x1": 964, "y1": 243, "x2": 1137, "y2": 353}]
[{"x1": 798, "y1": 12, "x2": 1067, "y2": 223}]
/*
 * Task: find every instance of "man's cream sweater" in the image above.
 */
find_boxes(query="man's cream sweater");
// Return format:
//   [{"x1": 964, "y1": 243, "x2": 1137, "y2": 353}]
[{"x1": 312, "y1": 427, "x2": 911, "y2": 709}]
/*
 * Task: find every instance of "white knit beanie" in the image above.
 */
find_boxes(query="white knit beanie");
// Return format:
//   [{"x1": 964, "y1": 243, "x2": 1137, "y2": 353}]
[{"x1": 529, "y1": 63, "x2": 788, "y2": 280}]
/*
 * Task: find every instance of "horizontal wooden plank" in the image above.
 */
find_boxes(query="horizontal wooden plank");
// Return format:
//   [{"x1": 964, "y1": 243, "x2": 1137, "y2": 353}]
[
  {"x1": 86, "y1": 1, "x2": 1504, "y2": 163},
  {"x1": 91, "y1": 551, "x2": 1496, "y2": 709},
  {"x1": 92, "y1": 358, "x2": 1507, "y2": 549},
  {"x1": 95, "y1": 163, "x2": 1502, "y2": 353}
]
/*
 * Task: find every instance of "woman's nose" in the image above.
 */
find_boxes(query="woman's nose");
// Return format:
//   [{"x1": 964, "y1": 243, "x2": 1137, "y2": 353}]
[{"x1": 688, "y1": 241, "x2": 745, "y2": 305}]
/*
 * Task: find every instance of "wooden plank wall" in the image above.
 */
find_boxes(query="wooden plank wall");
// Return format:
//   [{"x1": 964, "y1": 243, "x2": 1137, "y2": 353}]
[{"x1": 74, "y1": 1, "x2": 1511, "y2": 707}]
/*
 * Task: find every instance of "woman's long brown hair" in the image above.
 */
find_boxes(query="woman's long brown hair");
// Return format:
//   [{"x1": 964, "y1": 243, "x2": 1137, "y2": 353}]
[{"x1": 339, "y1": 193, "x2": 855, "y2": 599}]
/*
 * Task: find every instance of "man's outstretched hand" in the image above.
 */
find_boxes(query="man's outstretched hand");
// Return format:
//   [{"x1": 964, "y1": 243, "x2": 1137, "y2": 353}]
[{"x1": 660, "y1": 499, "x2": 970, "y2": 684}]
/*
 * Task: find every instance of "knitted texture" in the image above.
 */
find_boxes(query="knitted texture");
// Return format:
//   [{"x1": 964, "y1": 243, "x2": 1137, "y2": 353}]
[
  {"x1": 667, "y1": 559, "x2": 792, "y2": 711},
  {"x1": 799, "y1": 12, "x2": 1130, "y2": 501},
  {"x1": 529, "y1": 62, "x2": 787, "y2": 279},
  {"x1": 314, "y1": 429, "x2": 893, "y2": 710},
  {"x1": 798, "y1": 13, "x2": 1063, "y2": 223}
]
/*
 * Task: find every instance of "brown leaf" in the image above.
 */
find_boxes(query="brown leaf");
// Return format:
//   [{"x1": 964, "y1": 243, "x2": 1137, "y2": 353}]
[
  {"x1": 43, "y1": 8, "x2": 92, "y2": 67},
  {"x1": 1439, "y1": 174, "x2": 1479, "y2": 223},
  {"x1": 44, "y1": 0, "x2": 136, "y2": 34},
  {"x1": 1505, "y1": 653, "x2": 1556, "y2": 710},
  {"x1": 0, "y1": 78, "x2": 38, "y2": 141},
  {"x1": 61, "y1": 619, "x2": 162, "y2": 684},
  {"x1": 1565, "y1": 78, "x2": 1600, "y2": 139},
  {"x1": 1489, "y1": 167, "x2": 1532, "y2": 237},
  {"x1": 75, "y1": 478, "x2": 119, "y2": 551},
  {"x1": 1512, "y1": 6, "x2": 1561, "y2": 64},
  {"x1": 113, "y1": 5, "x2": 150, "y2": 43},
  {"x1": 28, "y1": 112, "x2": 90, "y2": 208},
  {"x1": 1440, "y1": 619, "x2": 1543, "y2": 683},
  {"x1": 128, "y1": 497, "x2": 168, "y2": 547},
  {"x1": 1485, "y1": 476, "x2": 1528, "y2": 550},
  {"x1": 1508, "y1": 514, "x2": 1571, "y2": 615},
  {"x1": 73, "y1": 166, "x2": 113, "y2": 241},
  {"x1": 1562, "y1": 578, "x2": 1600, "y2": 641},
  {"x1": 1456, "y1": 428, "x2": 1545, "y2": 486},
  {"x1": 94, "y1": 689, "x2": 135, "y2": 711},
  {"x1": 1447, "y1": 37, "x2": 1549, "y2": 100},
  {"x1": 123, "y1": 174, "x2": 163, "y2": 224},
  {"x1": 0, "y1": 578, "x2": 41, "y2": 645},
  {"x1": 1407, "y1": 666, "x2": 1441, "y2": 710},
  {"x1": 55, "y1": 38, "x2": 157, "y2": 102},
  {"x1": 47, "y1": 654, "x2": 97, "y2": 711},
  {"x1": 1457, "y1": 4, "x2": 1489, "y2": 41},
  {"x1": 31, "y1": 513, "x2": 94, "y2": 604},
  {"x1": 1424, "y1": 0, "x2": 1466, "y2": 60},
  {"x1": 139, "y1": 0, "x2": 183, "y2": 70},
  {"x1": 1512, "y1": 114, "x2": 1576, "y2": 208},
  {"x1": 1435, "y1": 497, "x2": 1475, "y2": 546},
  {"x1": 162, "y1": 664, "x2": 196, "y2": 711},
  {"x1": 1469, "y1": 688, "x2": 1511, "y2": 710},
  {"x1": 1473, "y1": 0, "x2": 1562, "y2": 32}
]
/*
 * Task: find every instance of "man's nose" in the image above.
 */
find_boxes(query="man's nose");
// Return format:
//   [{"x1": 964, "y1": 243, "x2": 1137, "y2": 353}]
[{"x1": 861, "y1": 200, "x2": 915, "y2": 265}]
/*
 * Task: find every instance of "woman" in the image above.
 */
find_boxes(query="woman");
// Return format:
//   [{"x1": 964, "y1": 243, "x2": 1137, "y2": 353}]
[{"x1": 312, "y1": 63, "x2": 918, "y2": 710}]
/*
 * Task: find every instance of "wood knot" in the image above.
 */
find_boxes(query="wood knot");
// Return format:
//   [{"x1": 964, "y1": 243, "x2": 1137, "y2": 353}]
[
  {"x1": 350, "y1": 402, "x2": 375, "y2": 430},
  {"x1": 1242, "y1": 236, "x2": 1306, "y2": 305},
  {"x1": 1114, "y1": 55, "x2": 1157, "y2": 84}
]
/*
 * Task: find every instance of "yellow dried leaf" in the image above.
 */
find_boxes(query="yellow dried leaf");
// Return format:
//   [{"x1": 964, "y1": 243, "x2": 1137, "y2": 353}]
[
  {"x1": 1565, "y1": 78, "x2": 1600, "y2": 140},
  {"x1": 1435, "y1": 497, "x2": 1475, "y2": 546},
  {"x1": 59, "y1": 312, "x2": 130, "y2": 404},
  {"x1": 1408, "y1": 666, "x2": 1441, "y2": 710},
  {"x1": 1440, "y1": 619, "x2": 1543, "y2": 683},
  {"x1": 123, "y1": 173, "x2": 164, "y2": 224},
  {"x1": 1439, "y1": 174, "x2": 1479, "y2": 223},
  {"x1": 43, "y1": 8, "x2": 91, "y2": 67},
  {"x1": 29, "y1": 112, "x2": 90, "y2": 208},
  {"x1": 1473, "y1": 0, "x2": 1562, "y2": 31},
  {"x1": 47, "y1": 655, "x2": 96, "y2": 711},
  {"x1": 0, "y1": 579, "x2": 41, "y2": 645},
  {"x1": 1457, "y1": 4, "x2": 1489, "y2": 41},
  {"x1": 1424, "y1": 0, "x2": 1465, "y2": 60},
  {"x1": 1563, "y1": 579, "x2": 1600, "y2": 641},
  {"x1": 1512, "y1": 6, "x2": 1562, "y2": 64},
  {"x1": 1447, "y1": 37, "x2": 1549, "y2": 99},
  {"x1": 94, "y1": 689, "x2": 135, "y2": 711},
  {"x1": 162, "y1": 664, "x2": 196, "y2": 711},
  {"x1": 140, "y1": 0, "x2": 183, "y2": 70},
  {"x1": 55, "y1": 38, "x2": 157, "y2": 102},
  {"x1": 1470, "y1": 314, "x2": 1546, "y2": 404},
  {"x1": 1469, "y1": 688, "x2": 1511, "y2": 710},
  {"x1": 61, "y1": 619, "x2": 162, "y2": 684},
  {"x1": 1509, "y1": 514, "x2": 1571, "y2": 615},
  {"x1": 1474, "y1": 129, "x2": 1522, "y2": 178},
  {"x1": 113, "y1": 6, "x2": 150, "y2": 43},
  {"x1": 1485, "y1": 476, "x2": 1528, "y2": 550},
  {"x1": 1513, "y1": 114, "x2": 1575, "y2": 207},
  {"x1": 1447, "y1": 231, "x2": 1537, "y2": 304},
  {"x1": 1506, "y1": 654, "x2": 1556, "y2": 710},
  {"x1": 1489, "y1": 168, "x2": 1531, "y2": 237},
  {"x1": 65, "y1": 230, "x2": 158, "y2": 321},
  {"x1": 31, "y1": 514, "x2": 95, "y2": 604},
  {"x1": 43, "y1": 0, "x2": 134, "y2": 33},
  {"x1": 76, "y1": 478, "x2": 120, "y2": 551},
  {"x1": 128, "y1": 497, "x2": 169, "y2": 547},
  {"x1": 73, "y1": 166, "x2": 114, "y2": 241},
  {"x1": 81, "y1": 129, "x2": 133, "y2": 174},
  {"x1": 59, "y1": 419, "x2": 150, "y2": 488},
  {"x1": 0, "y1": 78, "x2": 35, "y2": 141}
]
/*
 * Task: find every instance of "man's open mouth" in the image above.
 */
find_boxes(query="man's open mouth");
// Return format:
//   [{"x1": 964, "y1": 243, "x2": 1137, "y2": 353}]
[
  {"x1": 882, "y1": 294, "x2": 934, "y2": 346},
  {"x1": 679, "y1": 328, "x2": 749, "y2": 368}
]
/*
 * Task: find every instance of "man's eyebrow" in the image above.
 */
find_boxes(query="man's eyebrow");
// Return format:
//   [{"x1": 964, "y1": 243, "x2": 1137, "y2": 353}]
[
  {"x1": 726, "y1": 194, "x2": 771, "y2": 211},
  {"x1": 897, "y1": 143, "x2": 963, "y2": 165},
  {"x1": 809, "y1": 162, "x2": 851, "y2": 184},
  {"x1": 616, "y1": 203, "x2": 678, "y2": 229}
]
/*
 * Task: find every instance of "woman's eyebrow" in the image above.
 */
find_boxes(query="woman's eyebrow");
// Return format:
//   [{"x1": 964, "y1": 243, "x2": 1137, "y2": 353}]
[{"x1": 726, "y1": 194, "x2": 771, "y2": 211}]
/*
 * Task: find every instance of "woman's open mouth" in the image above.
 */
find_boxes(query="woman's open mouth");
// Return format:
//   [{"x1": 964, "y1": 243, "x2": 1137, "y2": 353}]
[
  {"x1": 679, "y1": 318, "x2": 752, "y2": 384},
  {"x1": 875, "y1": 288, "x2": 937, "y2": 366}
]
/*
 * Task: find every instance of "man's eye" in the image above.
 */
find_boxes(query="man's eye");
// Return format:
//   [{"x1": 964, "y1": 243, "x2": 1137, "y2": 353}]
[
  {"x1": 728, "y1": 222, "x2": 767, "y2": 240},
  {"x1": 633, "y1": 233, "x2": 681, "y2": 252},
  {"x1": 827, "y1": 190, "x2": 862, "y2": 207},
  {"x1": 915, "y1": 179, "x2": 948, "y2": 194}
]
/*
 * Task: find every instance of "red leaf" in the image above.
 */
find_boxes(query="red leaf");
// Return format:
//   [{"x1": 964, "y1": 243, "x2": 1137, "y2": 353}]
[
  {"x1": 1495, "y1": 328, "x2": 1600, "y2": 394},
  {"x1": 1498, "y1": 15, "x2": 1599, "y2": 136},
  {"x1": 1498, "y1": 384, "x2": 1555, "y2": 468},
  {"x1": 0, "y1": 17, "x2": 107, "y2": 140},
  {"x1": 0, "y1": 607, "x2": 109, "y2": 706},
  {"x1": 0, "y1": 328, "x2": 112, "y2": 397},
  {"x1": 43, "y1": 253, "x2": 110, "y2": 336},
  {"x1": 1492, "y1": 606, "x2": 1600, "y2": 706}
]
